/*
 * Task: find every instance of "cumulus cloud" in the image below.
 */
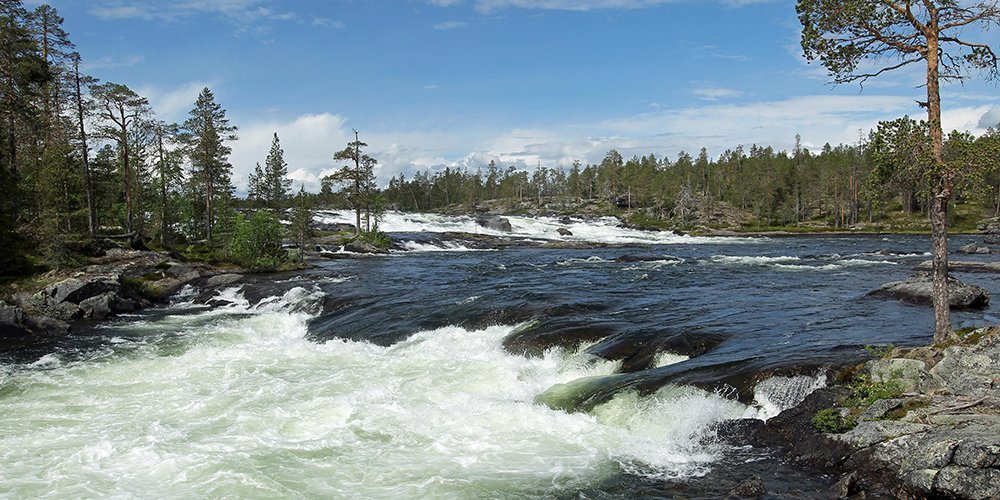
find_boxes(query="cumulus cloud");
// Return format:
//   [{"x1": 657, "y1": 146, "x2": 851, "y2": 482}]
[
  {"x1": 135, "y1": 81, "x2": 212, "y2": 123},
  {"x1": 692, "y1": 87, "x2": 744, "y2": 101},
  {"x1": 222, "y1": 90, "x2": 996, "y2": 195}
]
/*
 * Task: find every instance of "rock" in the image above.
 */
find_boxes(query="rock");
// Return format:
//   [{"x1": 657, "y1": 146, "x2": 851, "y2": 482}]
[
  {"x1": 0, "y1": 302, "x2": 69, "y2": 338},
  {"x1": 834, "y1": 420, "x2": 932, "y2": 449},
  {"x1": 78, "y1": 291, "x2": 140, "y2": 320},
  {"x1": 343, "y1": 239, "x2": 390, "y2": 254},
  {"x1": 958, "y1": 243, "x2": 991, "y2": 255},
  {"x1": 977, "y1": 217, "x2": 1000, "y2": 234},
  {"x1": 916, "y1": 260, "x2": 1000, "y2": 274},
  {"x1": 728, "y1": 475, "x2": 765, "y2": 498},
  {"x1": 475, "y1": 215, "x2": 512, "y2": 232},
  {"x1": 858, "y1": 398, "x2": 907, "y2": 421},
  {"x1": 205, "y1": 274, "x2": 243, "y2": 288},
  {"x1": 559, "y1": 216, "x2": 573, "y2": 224},
  {"x1": 985, "y1": 234, "x2": 1000, "y2": 245},
  {"x1": 312, "y1": 222, "x2": 356, "y2": 233},
  {"x1": 929, "y1": 327, "x2": 1000, "y2": 399},
  {"x1": 556, "y1": 228, "x2": 573, "y2": 236},
  {"x1": 867, "y1": 358, "x2": 940, "y2": 394},
  {"x1": 934, "y1": 466, "x2": 1000, "y2": 500},
  {"x1": 868, "y1": 272, "x2": 990, "y2": 310},
  {"x1": 40, "y1": 276, "x2": 120, "y2": 306}
]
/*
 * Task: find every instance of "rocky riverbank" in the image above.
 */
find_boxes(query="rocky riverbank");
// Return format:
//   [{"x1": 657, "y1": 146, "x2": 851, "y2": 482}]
[
  {"x1": 0, "y1": 246, "x2": 237, "y2": 345},
  {"x1": 721, "y1": 326, "x2": 1000, "y2": 499}
]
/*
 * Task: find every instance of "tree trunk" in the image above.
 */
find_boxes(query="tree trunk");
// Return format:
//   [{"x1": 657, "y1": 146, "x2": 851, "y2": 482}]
[
  {"x1": 925, "y1": 24, "x2": 955, "y2": 344},
  {"x1": 74, "y1": 58, "x2": 96, "y2": 236}
]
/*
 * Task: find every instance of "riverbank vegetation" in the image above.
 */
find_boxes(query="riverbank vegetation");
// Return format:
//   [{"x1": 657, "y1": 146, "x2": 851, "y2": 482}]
[{"x1": 2, "y1": 0, "x2": 999, "y2": 284}]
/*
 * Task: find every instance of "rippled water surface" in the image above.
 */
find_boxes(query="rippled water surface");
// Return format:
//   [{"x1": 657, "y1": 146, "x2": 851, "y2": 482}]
[{"x1": 2, "y1": 214, "x2": 997, "y2": 497}]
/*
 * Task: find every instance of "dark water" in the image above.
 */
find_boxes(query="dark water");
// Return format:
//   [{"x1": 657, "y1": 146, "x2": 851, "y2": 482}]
[{"x1": 1, "y1": 232, "x2": 997, "y2": 498}]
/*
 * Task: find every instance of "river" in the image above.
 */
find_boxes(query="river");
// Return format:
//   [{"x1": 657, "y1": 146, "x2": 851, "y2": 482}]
[{"x1": 1, "y1": 211, "x2": 997, "y2": 498}]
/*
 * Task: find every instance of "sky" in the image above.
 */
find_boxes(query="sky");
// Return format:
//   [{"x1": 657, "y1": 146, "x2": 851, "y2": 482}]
[{"x1": 30, "y1": 0, "x2": 1000, "y2": 192}]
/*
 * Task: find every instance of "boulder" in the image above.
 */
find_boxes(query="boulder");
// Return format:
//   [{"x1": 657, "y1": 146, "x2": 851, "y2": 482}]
[
  {"x1": 958, "y1": 243, "x2": 991, "y2": 255},
  {"x1": 0, "y1": 302, "x2": 69, "y2": 338},
  {"x1": 205, "y1": 274, "x2": 243, "y2": 288},
  {"x1": 868, "y1": 273, "x2": 990, "y2": 310},
  {"x1": 866, "y1": 358, "x2": 940, "y2": 394},
  {"x1": 343, "y1": 239, "x2": 390, "y2": 254},
  {"x1": 556, "y1": 228, "x2": 573, "y2": 236},
  {"x1": 78, "y1": 291, "x2": 140, "y2": 320},
  {"x1": 558, "y1": 216, "x2": 573, "y2": 224},
  {"x1": 40, "y1": 276, "x2": 120, "y2": 306},
  {"x1": 475, "y1": 215, "x2": 512, "y2": 232},
  {"x1": 929, "y1": 327, "x2": 1000, "y2": 399},
  {"x1": 985, "y1": 234, "x2": 1000, "y2": 245},
  {"x1": 976, "y1": 217, "x2": 1000, "y2": 234},
  {"x1": 312, "y1": 222, "x2": 356, "y2": 233},
  {"x1": 728, "y1": 475, "x2": 766, "y2": 498}
]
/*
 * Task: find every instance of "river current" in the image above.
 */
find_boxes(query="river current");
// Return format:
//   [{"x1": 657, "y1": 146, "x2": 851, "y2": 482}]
[{"x1": 1, "y1": 211, "x2": 997, "y2": 498}]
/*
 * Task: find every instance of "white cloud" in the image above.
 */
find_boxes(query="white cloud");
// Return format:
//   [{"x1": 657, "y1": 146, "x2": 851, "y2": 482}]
[
  {"x1": 433, "y1": 20, "x2": 467, "y2": 29},
  {"x1": 425, "y1": 0, "x2": 778, "y2": 13},
  {"x1": 229, "y1": 113, "x2": 351, "y2": 192},
  {"x1": 221, "y1": 91, "x2": 994, "y2": 195},
  {"x1": 81, "y1": 54, "x2": 145, "y2": 71},
  {"x1": 136, "y1": 81, "x2": 211, "y2": 123},
  {"x1": 691, "y1": 87, "x2": 744, "y2": 101}
]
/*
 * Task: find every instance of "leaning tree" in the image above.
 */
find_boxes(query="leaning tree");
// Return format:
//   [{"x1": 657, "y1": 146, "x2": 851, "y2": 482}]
[{"x1": 797, "y1": 0, "x2": 999, "y2": 343}]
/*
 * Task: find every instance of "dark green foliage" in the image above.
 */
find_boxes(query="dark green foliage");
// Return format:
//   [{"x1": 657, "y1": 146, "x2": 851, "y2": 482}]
[
  {"x1": 844, "y1": 373, "x2": 904, "y2": 408},
  {"x1": 228, "y1": 210, "x2": 285, "y2": 271},
  {"x1": 812, "y1": 408, "x2": 856, "y2": 433},
  {"x1": 288, "y1": 185, "x2": 313, "y2": 261}
]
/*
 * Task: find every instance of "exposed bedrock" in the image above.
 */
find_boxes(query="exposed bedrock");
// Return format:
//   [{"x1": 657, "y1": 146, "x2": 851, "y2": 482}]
[{"x1": 868, "y1": 272, "x2": 990, "y2": 310}]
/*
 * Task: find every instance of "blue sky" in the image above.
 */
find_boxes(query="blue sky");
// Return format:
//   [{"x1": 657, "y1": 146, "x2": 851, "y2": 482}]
[{"x1": 33, "y1": 0, "x2": 1000, "y2": 191}]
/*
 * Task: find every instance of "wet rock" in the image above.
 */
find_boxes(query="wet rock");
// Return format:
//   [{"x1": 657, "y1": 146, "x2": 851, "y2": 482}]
[
  {"x1": 727, "y1": 475, "x2": 765, "y2": 498},
  {"x1": 557, "y1": 228, "x2": 573, "y2": 236},
  {"x1": 475, "y1": 215, "x2": 512, "y2": 232},
  {"x1": 0, "y1": 302, "x2": 69, "y2": 338},
  {"x1": 312, "y1": 222, "x2": 356, "y2": 233},
  {"x1": 958, "y1": 243, "x2": 991, "y2": 254},
  {"x1": 78, "y1": 291, "x2": 141, "y2": 320},
  {"x1": 559, "y1": 216, "x2": 573, "y2": 224},
  {"x1": 343, "y1": 239, "x2": 390, "y2": 254},
  {"x1": 40, "y1": 276, "x2": 120, "y2": 306},
  {"x1": 868, "y1": 272, "x2": 990, "y2": 309},
  {"x1": 205, "y1": 274, "x2": 243, "y2": 288}
]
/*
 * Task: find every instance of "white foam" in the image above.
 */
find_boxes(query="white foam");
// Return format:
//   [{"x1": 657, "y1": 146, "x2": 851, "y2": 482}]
[
  {"x1": 316, "y1": 209, "x2": 743, "y2": 245},
  {"x1": 0, "y1": 308, "x2": 743, "y2": 497}
]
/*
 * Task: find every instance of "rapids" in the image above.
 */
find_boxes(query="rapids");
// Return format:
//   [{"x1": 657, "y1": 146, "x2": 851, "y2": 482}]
[{"x1": 2, "y1": 212, "x2": 998, "y2": 497}]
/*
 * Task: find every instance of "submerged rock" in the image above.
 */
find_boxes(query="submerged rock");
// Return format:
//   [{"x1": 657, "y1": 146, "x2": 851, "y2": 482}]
[
  {"x1": 728, "y1": 475, "x2": 766, "y2": 498},
  {"x1": 868, "y1": 272, "x2": 990, "y2": 310},
  {"x1": 958, "y1": 243, "x2": 991, "y2": 255},
  {"x1": 475, "y1": 215, "x2": 512, "y2": 232}
]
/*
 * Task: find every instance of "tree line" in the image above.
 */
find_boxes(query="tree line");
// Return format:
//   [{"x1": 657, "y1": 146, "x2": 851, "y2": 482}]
[
  {"x1": 379, "y1": 126, "x2": 999, "y2": 228},
  {"x1": 0, "y1": 1, "x2": 325, "y2": 275}
]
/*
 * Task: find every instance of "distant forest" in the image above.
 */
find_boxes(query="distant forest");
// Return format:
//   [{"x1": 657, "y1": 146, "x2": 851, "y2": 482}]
[{"x1": 3, "y1": 0, "x2": 999, "y2": 277}]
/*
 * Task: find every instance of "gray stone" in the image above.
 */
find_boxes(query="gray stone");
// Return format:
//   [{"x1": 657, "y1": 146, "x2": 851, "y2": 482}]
[
  {"x1": 952, "y1": 440, "x2": 1000, "y2": 468},
  {"x1": 930, "y1": 328, "x2": 1000, "y2": 398},
  {"x1": 728, "y1": 475, "x2": 765, "y2": 498},
  {"x1": 900, "y1": 469, "x2": 938, "y2": 496},
  {"x1": 867, "y1": 358, "x2": 940, "y2": 394},
  {"x1": 868, "y1": 273, "x2": 990, "y2": 310},
  {"x1": 934, "y1": 466, "x2": 1000, "y2": 500},
  {"x1": 343, "y1": 239, "x2": 389, "y2": 254},
  {"x1": 557, "y1": 227, "x2": 573, "y2": 236},
  {"x1": 958, "y1": 243, "x2": 991, "y2": 255},
  {"x1": 859, "y1": 398, "x2": 906, "y2": 421},
  {"x1": 834, "y1": 420, "x2": 932, "y2": 449},
  {"x1": 205, "y1": 274, "x2": 243, "y2": 288},
  {"x1": 41, "y1": 276, "x2": 120, "y2": 305},
  {"x1": 475, "y1": 215, "x2": 512, "y2": 232}
]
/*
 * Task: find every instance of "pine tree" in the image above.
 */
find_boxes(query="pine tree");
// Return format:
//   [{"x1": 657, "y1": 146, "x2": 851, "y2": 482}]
[
  {"x1": 90, "y1": 81, "x2": 149, "y2": 234},
  {"x1": 263, "y1": 132, "x2": 291, "y2": 207},
  {"x1": 289, "y1": 184, "x2": 313, "y2": 262},
  {"x1": 181, "y1": 87, "x2": 237, "y2": 243}
]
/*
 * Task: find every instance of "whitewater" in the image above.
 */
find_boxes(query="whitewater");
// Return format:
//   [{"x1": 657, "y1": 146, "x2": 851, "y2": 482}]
[{"x1": 2, "y1": 212, "x2": 997, "y2": 497}]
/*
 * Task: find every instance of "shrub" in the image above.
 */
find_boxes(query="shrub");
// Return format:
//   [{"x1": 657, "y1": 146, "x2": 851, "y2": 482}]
[
  {"x1": 812, "y1": 408, "x2": 856, "y2": 433},
  {"x1": 228, "y1": 211, "x2": 286, "y2": 271}
]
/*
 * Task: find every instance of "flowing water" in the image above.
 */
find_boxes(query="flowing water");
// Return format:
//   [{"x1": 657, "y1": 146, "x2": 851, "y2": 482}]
[{"x1": 2, "y1": 212, "x2": 998, "y2": 498}]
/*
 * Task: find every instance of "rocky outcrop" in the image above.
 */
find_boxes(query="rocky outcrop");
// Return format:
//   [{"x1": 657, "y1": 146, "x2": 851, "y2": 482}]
[
  {"x1": 343, "y1": 239, "x2": 391, "y2": 254},
  {"x1": 868, "y1": 272, "x2": 990, "y2": 309},
  {"x1": 475, "y1": 215, "x2": 512, "y2": 232},
  {"x1": 731, "y1": 327, "x2": 1000, "y2": 499},
  {"x1": 958, "y1": 243, "x2": 991, "y2": 255},
  {"x1": 0, "y1": 302, "x2": 69, "y2": 338},
  {"x1": 976, "y1": 217, "x2": 1000, "y2": 235}
]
